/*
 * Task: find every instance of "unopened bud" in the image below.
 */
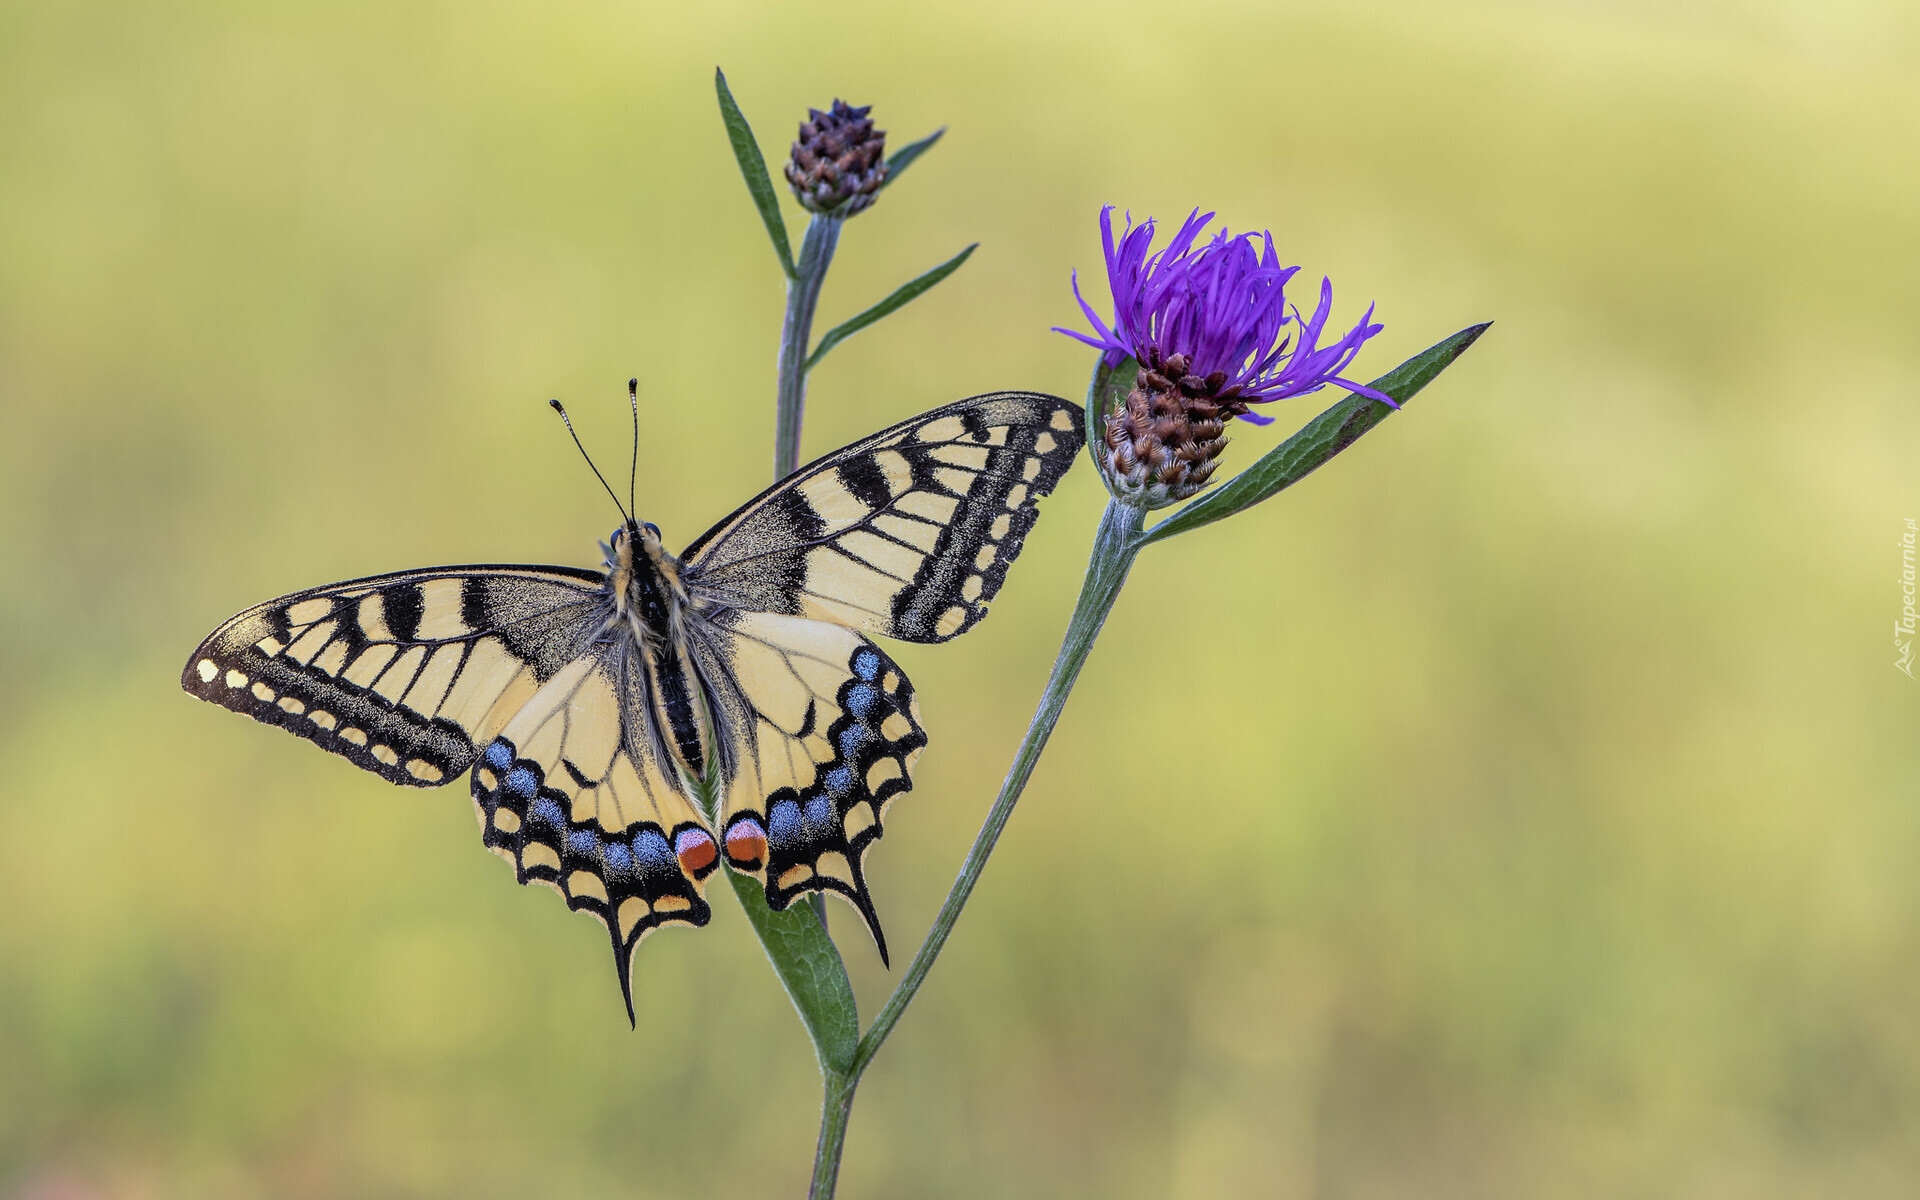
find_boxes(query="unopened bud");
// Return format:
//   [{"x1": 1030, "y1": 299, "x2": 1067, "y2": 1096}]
[{"x1": 785, "y1": 100, "x2": 889, "y2": 216}]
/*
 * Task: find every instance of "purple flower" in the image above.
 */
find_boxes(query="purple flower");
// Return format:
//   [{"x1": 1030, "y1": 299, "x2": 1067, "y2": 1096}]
[{"x1": 1055, "y1": 207, "x2": 1390, "y2": 426}]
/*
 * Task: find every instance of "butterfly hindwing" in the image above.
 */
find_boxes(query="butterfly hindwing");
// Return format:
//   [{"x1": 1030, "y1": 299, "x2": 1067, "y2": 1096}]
[
  {"x1": 683, "y1": 392, "x2": 1085, "y2": 644},
  {"x1": 696, "y1": 611, "x2": 926, "y2": 959},
  {"x1": 183, "y1": 566, "x2": 607, "y2": 786},
  {"x1": 467, "y1": 649, "x2": 718, "y2": 1020}
]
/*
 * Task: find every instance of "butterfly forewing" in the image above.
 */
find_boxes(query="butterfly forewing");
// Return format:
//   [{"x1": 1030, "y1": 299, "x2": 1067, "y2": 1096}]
[
  {"x1": 182, "y1": 566, "x2": 606, "y2": 786},
  {"x1": 683, "y1": 392, "x2": 1085, "y2": 643}
]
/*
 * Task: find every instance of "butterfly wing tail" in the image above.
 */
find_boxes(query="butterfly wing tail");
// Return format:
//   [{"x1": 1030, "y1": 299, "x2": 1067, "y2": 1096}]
[{"x1": 697, "y1": 612, "x2": 925, "y2": 964}]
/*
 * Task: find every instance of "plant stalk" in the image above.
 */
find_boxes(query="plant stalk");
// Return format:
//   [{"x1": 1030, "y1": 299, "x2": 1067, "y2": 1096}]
[
  {"x1": 808, "y1": 1069, "x2": 858, "y2": 1200},
  {"x1": 775, "y1": 215, "x2": 844, "y2": 482},
  {"x1": 806, "y1": 497, "x2": 1148, "y2": 1197}
]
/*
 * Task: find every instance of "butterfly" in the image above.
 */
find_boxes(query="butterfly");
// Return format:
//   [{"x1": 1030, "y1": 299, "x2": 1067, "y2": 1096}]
[{"x1": 182, "y1": 390, "x2": 1084, "y2": 1020}]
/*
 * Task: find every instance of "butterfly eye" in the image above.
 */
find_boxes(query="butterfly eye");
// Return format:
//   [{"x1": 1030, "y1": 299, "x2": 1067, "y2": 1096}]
[{"x1": 642, "y1": 522, "x2": 661, "y2": 539}]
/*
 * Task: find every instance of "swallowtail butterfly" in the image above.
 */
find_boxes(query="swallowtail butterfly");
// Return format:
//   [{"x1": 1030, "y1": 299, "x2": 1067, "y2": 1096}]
[{"x1": 183, "y1": 391, "x2": 1083, "y2": 1018}]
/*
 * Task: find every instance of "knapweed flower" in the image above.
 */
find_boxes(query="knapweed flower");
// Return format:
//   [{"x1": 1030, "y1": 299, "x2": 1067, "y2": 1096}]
[
  {"x1": 1056, "y1": 207, "x2": 1389, "y2": 508},
  {"x1": 786, "y1": 100, "x2": 888, "y2": 216}
]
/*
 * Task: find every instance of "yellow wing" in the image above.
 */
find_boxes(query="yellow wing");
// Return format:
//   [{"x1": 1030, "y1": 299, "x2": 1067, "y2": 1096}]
[
  {"x1": 182, "y1": 566, "x2": 607, "y2": 786},
  {"x1": 682, "y1": 392, "x2": 1084, "y2": 643},
  {"x1": 692, "y1": 610, "x2": 926, "y2": 961},
  {"x1": 468, "y1": 647, "x2": 719, "y2": 1022}
]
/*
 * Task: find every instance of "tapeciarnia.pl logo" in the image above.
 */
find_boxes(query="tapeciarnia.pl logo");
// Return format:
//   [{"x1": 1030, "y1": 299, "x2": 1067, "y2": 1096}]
[{"x1": 1899, "y1": 518, "x2": 1916, "y2": 678}]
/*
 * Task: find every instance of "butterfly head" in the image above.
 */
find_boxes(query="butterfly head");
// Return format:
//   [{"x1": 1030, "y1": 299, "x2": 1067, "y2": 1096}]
[
  {"x1": 606, "y1": 519, "x2": 686, "y2": 644},
  {"x1": 605, "y1": 519, "x2": 664, "y2": 571}
]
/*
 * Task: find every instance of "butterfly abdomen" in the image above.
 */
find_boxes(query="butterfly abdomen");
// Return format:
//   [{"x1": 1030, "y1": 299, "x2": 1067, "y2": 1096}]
[
  {"x1": 648, "y1": 644, "x2": 708, "y2": 779},
  {"x1": 606, "y1": 522, "x2": 712, "y2": 780}
]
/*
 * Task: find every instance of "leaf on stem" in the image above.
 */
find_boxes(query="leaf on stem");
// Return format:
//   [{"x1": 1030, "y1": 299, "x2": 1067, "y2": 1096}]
[
  {"x1": 804, "y1": 243, "x2": 977, "y2": 371},
  {"x1": 1141, "y1": 322, "x2": 1491, "y2": 545},
  {"x1": 879, "y1": 128, "x2": 945, "y2": 190},
  {"x1": 714, "y1": 67, "x2": 798, "y2": 279},
  {"x1": 726, "y1": 866, "x2": 860, "y2": 1075},
  {"x1": 1083, "y1": 355, "x2": 1136, "y2": 480}
]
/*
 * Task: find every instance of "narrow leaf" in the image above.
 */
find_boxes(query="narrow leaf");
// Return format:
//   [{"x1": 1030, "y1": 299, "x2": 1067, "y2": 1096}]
[
  {"x1": 727, "y1": 866, "x2": 860, "y2": 1074},
  {"x1": 880, "y1": 127, "x2": 945, "y2": 190},
  {"x1": 1142, "y1": 322, "x2": 1492, "y2": 545},
  {"x1": 804, "y1": 243, "x2": 976, "y2": 371},
  {"x1": 714, "y1": 67, "x2": 797, "y2": 279}
]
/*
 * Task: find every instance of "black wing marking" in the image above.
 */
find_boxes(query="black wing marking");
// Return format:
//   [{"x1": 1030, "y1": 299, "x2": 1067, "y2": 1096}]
[
  {"x1": 467, "y1": 650, "x2": 717, "y2": 1023},
  {"x1": 682, "y1": 391, "x2": 1084, "y2": 643},
  {"x1": 693, "y1": 610, "x2": 926, "y2": 962},
  {"x1": 181, "y1": 566, "x2": 607, "y2": 786}
]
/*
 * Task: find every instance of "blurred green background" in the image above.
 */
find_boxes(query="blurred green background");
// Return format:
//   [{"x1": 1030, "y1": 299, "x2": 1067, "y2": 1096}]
[{"x1": 3, "y1": 0, "x2": 1916, "y2": 1195}]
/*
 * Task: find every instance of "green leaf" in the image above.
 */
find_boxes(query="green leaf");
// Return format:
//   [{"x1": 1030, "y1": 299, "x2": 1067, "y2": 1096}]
[
  {"x1": 726, "y1": 866, "x2": 859, "y2": 1074},
  {"x1": 1083, "y1": 355, "x2": 1135, "y2": 476},
  {"x1": 879, "y1": 127, "x2": 945, "y2": 190},
  {"x1": 1141, "y1": 322, "x2": 1492, "y2": 545},
  {"x1": 804, "y1": 243, "x2": 977, "y2": 371},
  {"x1": 714, "y1": 67, "x2": 797, "y2": 279}
]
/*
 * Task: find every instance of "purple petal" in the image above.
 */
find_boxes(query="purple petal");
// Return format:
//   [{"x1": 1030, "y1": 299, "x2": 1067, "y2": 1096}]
[
  {"x1": 1331, "y1": 379, "x2": 1398, "y2": 407},
  {"x1": 1069, "y1": 269, "x2": 1121, "y2": 351},
  {"x1": 1051, "y1": 325, "x2": 1111, "y2": 352},
  {"x1": 1054, "y1": 205, "x2": 1384, "y2": 416}
]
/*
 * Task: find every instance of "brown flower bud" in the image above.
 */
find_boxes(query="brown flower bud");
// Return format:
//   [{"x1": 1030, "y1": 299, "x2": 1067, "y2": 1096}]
[{"x1": 785, "y1": 100, "x2": 888, "y2": 216}]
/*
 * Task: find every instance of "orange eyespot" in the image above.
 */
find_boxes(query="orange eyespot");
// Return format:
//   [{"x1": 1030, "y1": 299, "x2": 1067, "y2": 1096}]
[
  {"x1": 674, "y1": 827, "x2": 717, "y2": 876},
  {"x1": 723, "y1": 817, "x2": 768, "y2": 870}
]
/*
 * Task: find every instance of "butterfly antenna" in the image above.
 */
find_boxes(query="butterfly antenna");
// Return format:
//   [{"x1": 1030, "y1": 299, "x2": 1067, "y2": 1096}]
[
  {"x1": 549, "y1": 399, "x2": 633, "y2": 526},
  {"x1": 626, "y1": 377, "x2": 639, "y2": 520}
]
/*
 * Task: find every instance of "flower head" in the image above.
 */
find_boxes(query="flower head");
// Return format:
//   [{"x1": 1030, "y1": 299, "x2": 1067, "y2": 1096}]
[
  {"x1": 1056, "y1": 207, "x2": 1389, "y2": 507},
  {"x1": 785, "y1": 100, "x2": 889, "y2": 216}
]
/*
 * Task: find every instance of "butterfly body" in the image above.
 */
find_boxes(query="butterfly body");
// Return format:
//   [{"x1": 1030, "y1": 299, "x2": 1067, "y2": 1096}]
[
  {"x1": 184, "y1": 392, "x2": 1084, "y2": 1018},
  {"x1": 603, "y1": 521, "x2": 712, "y2": 780}
]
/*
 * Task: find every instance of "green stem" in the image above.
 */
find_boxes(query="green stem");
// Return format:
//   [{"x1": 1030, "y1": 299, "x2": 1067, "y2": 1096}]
[
  {"x1": 774, "y1": 215, "x2": 843, "y2": 481},
  {"x1": 806, "y1": 497, "x2": 1148, "y2": 1197},
  {"x1": 808, "y1": 1069, "x2": 858, "y2": 1200}
]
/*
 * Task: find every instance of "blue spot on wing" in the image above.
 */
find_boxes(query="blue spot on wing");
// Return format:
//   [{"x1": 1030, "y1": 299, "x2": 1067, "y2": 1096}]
[
  {"x1": 845, "y1": 682, "x2": 878, "y2": 718},
  {"x1": 768, "y1": 799, "x2": 801, "y2": 844},
  {"x1": 835, "y1": 723, "x2": 871, "y2": 757},
  {"x1": 632, "y1": 829, "x2": 677, "y2": 874},
  {"x1": 603, "y1": 841, "x2": 633, "y2": 875},
  {"x1": 505, "y1": 767, "x2": 538, "y2": 798},
  {"x1": 567, "y1": 829, "x2": 599, "y2": 857},
  {"x1": 530, "y1": 796, "x2": 563, "y2": 829},
  {"x1": 483, "y1": 740, "x2": 513, "y2": 771},
  {"x1": 803, "y1": 794, "x2": 836, "y2": 836},
  {"x1": 852, "y1": 649, "x2": 881, "y2": 681}
]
